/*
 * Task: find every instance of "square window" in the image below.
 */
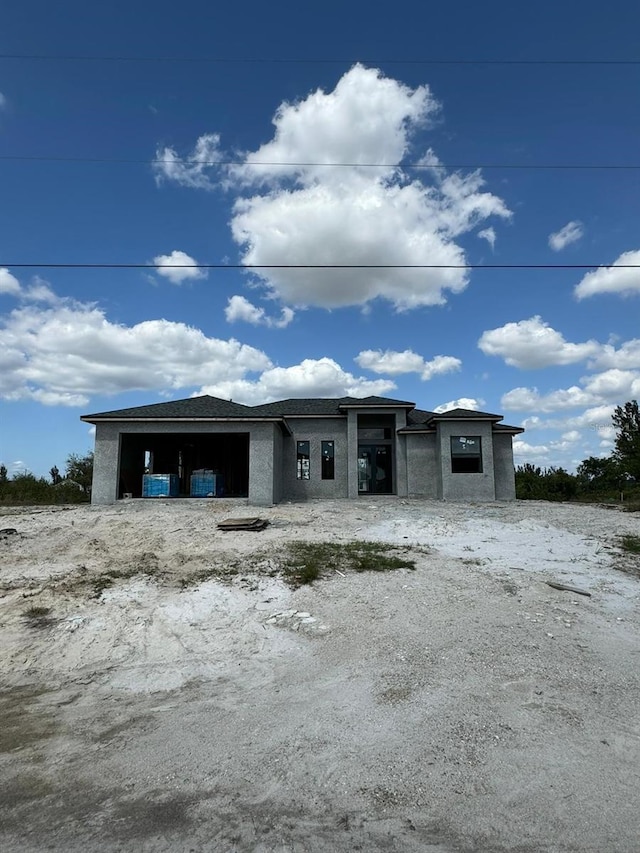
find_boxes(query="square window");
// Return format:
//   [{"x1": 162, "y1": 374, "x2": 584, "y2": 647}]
[{"x1": 451, "y1": 436, "x2": 482, "y2": 473}]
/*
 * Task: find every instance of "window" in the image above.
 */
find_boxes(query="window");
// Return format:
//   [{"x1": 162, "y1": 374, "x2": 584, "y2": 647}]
[
  {"x1": 357, "y1": 427, "x2": 392, "y2": 440},
  {"x1": 296, "y1": 441, "x2": 310, "y2": 480},
  {"x1": 451, "y1": 436, "x2": 482, "y2": 473},
  {"x1": 321, "y1": 441, "x2": 335, "y2": 480}
]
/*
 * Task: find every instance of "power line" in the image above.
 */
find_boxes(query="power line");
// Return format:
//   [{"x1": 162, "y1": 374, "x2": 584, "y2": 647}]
[
  {"x1": 1, "y1": 53, "x2": 639, "y2": 65},
  {"x1": 2, "y1": 263, "x2": 638, "y2": 271},
  {"x1": 1, "y1": 154, "x2": 638, "y2": 171}
]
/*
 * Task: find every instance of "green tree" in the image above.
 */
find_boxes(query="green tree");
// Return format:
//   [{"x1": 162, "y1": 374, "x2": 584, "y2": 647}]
[
  {"x1": 9, "y1": 472, "x2": 51, "y2": 502},
  {"x1": 576, "y1": 456, "x2": 622, "y2": 493},
  {"x1": 0, "y1": 464, "x2": 7, "y2": 483},
  {"x1": 65, "y1": 451, "x2": 94, "y2": 495},
  {"x1": 612, "y1": 400, "x2": 640, "y2": 481},
  {"x1": 515, "y1": 464, "x2": 578, "y2": 501}
]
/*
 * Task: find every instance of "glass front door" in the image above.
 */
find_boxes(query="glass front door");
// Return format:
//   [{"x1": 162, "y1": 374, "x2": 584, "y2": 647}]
[{"x1": 357, "y1": 445, "x2": 392, "y2": 494}]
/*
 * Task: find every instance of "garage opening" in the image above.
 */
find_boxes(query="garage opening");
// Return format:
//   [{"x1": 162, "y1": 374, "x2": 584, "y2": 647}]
[{"x1": 118, "y1": 433, "x2": 249, "y2": 498}]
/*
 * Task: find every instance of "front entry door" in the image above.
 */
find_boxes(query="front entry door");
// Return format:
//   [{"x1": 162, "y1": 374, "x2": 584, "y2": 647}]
[{"x1": 357, "y1": 445, "x2": 392, "y2": 494}]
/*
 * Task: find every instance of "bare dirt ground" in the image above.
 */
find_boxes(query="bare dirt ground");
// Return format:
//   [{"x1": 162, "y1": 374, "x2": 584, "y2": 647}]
[{"x1": 1, "y1": 497, "x2": 639, "y2": 852}]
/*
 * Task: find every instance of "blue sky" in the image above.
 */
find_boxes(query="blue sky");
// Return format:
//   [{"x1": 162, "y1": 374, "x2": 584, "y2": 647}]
[{"x1": 1, "y1": 0, "x2": 639, "y2": 478}]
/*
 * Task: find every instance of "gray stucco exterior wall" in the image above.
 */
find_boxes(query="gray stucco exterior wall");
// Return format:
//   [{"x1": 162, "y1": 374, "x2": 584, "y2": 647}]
[
  {"x1": 347, "y1": 410, "x2": 359, "y2": 498},
  {"x1": 492, "y1": 433, "x2": 517, "y2": 500},
  {"x1": 438, "y1": 421, "x2": 496, "y2": 501},
  {"x1": 405, "y1": 434, "x2": 439, "y2": 498},
  {"x1": 272, "y1": 424, "x2": 284, "y2": 505},
  {"x1": 246, "y1": 422, "x2": 278, "y2": 506},
  {"x1": 281, "y1": 417, "x2": 348, "y2": 501},
  {"x1": 92, "y1": 423, "x2": 121, "y2": 505}
]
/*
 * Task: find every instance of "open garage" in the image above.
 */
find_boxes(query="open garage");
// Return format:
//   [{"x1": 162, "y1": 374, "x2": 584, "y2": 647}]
[{"x1": 118, "y1": 432, "x2": 250, "y2": 499}]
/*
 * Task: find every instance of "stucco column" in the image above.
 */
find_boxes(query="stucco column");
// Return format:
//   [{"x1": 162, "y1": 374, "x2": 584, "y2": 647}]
[
  {"x1": 248, "y1": 423, "x2": 276, "y2": 506},
  {"x1": 92, "y1": 424, "x2": 121, "y2": 505},
  {"x1": 347, "y1": 409, "x2": 359, "y2": 498},
  {"x1": 394, "y1": 411, "x2": 408, "y2": 497}
]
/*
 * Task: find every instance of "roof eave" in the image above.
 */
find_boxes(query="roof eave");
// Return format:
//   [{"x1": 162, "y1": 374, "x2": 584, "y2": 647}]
[{"x1": 80, "y1": 416, "x2": 287, "y2": 424}]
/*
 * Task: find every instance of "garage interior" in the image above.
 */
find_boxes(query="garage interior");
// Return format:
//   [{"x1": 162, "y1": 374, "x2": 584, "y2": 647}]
[{"x1": 118, "y1": 432, "x2": 250, "y2": 498}]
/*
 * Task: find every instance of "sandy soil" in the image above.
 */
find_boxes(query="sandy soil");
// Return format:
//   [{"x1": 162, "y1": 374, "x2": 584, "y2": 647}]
[{"x1": 1, "y1": 497, "x2": 639, "y2": 852}]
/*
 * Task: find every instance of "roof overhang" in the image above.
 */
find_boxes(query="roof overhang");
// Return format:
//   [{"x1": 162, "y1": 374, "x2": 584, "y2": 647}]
[
  {"x1": 80, "y1": 416, "x2": 288, "y2": 425},
  {"x1": 338, "y1": 403, "x2": 415, "y2": 411}
]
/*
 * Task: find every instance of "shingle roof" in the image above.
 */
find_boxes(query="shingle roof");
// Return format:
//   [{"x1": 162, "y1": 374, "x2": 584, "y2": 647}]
[
  {"x1": 337, "y1": 395, "x2": 415, "y2": 408},
  {"x1": 406, "y1": 407, "x2": 437, "y2": 425},
  {"x1": 493, "y1": 423, "x2": 525, "y2": 434},
  {"x1": 249, "y1": 398, "x2": 348, "y2": 417},
  {"x1": 83, "y1": 394, "x2": 418, "y2": 421},
  {"x1": 81, "y1": 397, "x2": 523, "y2": 436},
  {"x1": 429, "y1": 408, "x2": 503, "y2": 421},
  {"x1": 81, "y1": 395, "x2": 255, "y2": 421}
]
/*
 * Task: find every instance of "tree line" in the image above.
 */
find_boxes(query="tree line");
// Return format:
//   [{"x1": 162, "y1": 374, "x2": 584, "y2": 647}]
[
  {"x1": 0, "y1": 452, "x2": 94, "y2": 505},
  {"x1": 515, "y1": 400, "x2": 640, "y2": 508}
]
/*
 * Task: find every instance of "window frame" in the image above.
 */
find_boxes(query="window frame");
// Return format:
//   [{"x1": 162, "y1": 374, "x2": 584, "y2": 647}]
[
  {"x1": 321, "y1": 440, "x2": 335, "y2": 480},
  {"x1": 296, "y1": 440, "x2": 310, "y2": 480},
  {"x1": 450, "y1": 435, "x2": 482, "y2": 474}
]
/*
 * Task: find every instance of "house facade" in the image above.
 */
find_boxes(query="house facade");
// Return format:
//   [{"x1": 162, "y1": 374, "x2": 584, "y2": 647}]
[{"x1": 81, "y1": 395, "x2": 524, "y2": 505}]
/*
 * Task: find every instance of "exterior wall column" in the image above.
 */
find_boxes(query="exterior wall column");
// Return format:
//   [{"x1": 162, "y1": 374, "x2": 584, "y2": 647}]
[
  {"x1": 248, "y1": 423, "x2": 276, "y2": 506},
  {"x1": 394, "y1": 411, "x2": 408, "y2": 497},
  {"x1": 347, "y1": 409, "x2": 359, "y2": 498},
  {"x1": 91, "y1": 423, "x2": 121, "y2": 505},
  {"x1": 493, "y1": 434, "x2": 517, "y2": 500},
  {"x1": 438, "y1": 421, "x2": 496, "y2": 501}
]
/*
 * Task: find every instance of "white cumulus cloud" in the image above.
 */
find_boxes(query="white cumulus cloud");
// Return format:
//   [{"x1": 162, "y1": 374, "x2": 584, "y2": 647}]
[
  {"x1": 0, "y1": 287, "x2": 399, "y2": 408},
  {"x1": 0, "y1": 268, "x2": 21, "y2": 296},
  {"x1": 582, "y1": 368, "x2": 640, "y2": 400},
  {"x1": 477, "y1": 227, "x2": 496, "y2": 250},
  {"x1": 589, "y1": 338, "x2": 640, "y2": 370},
  {"x1": 225, "y1": 295, "x2": 294, "y2": 328},
  {"x1": 0, "y1": 297, "x2": 271, "y2": 406},
  {"x1": 575, "y1": 250, "x2": 640, "y2": 299},
  {"x1": 548, "y1": 220, "x2": 584, "y2": 251},
  {"x1": 355, "y1": 349, "x2": 461, "y2": 380},
  {"x1": 513, "y1": 440, "x2": 550, "y2": 458},
  {"x1": 199, "y1": 357, "x2": 396, "y2": 405},
  {"x1": 501, "y1": 385, "x2": 594, "y2": 413},
  {"x1": 158, "y1": 65, "x2": 511, "y2": 312},
  {"x1": 501, "y1": 368, "x2": 640, "y2": 414},
  {"x1": 478, "y1": 316, "x2": 601, "y2": 368},
  {"x1": 434, "y1": 398, "x2": 485, "y2": 413},
  {"x1": 153, "y1": 250, "x2": 207, "y2": 285},
  {"x1": 153, "y1": 133, "x2": 223, "y2": 191}
]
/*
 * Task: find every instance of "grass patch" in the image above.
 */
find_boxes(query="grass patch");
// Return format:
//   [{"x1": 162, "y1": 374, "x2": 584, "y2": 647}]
[
  {"x1": 280, "y1": 540, "x2": 416, "y2": 587},
  {"x1": 23, "y1": 605, "x2": 51, "y2": 619},
  {"x1": 620, "y1": 534, "x2": 640, "y2": 555},
  {"x1": 178, "y1": 562, "x2": 241, "y2": 589},
  {"x1": 22, "y1": 605, "x2": 55, "y2": 628},
  {"x1": 90, "y1": 556, "x2": 161, "y2": 597}
]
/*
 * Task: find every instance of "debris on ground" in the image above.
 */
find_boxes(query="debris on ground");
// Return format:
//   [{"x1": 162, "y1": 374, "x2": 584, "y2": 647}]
[
  {"x1": 216, "y1": 517, "x2": 269, "y2": 531},
  {"x1": 546, "y1": 580, "x2": 592, "y2": 597}
]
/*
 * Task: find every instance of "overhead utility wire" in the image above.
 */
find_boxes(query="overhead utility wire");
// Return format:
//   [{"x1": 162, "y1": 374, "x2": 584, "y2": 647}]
[
  {"x1": 1, "y1": 155, "x2": 638, "y2": 170},
  {"x1": 0, "y1": 53, "x2": 638, "y2": 65},
  {"x1": 3, "y1": 263, "x2": 639, "y2": 271}
]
